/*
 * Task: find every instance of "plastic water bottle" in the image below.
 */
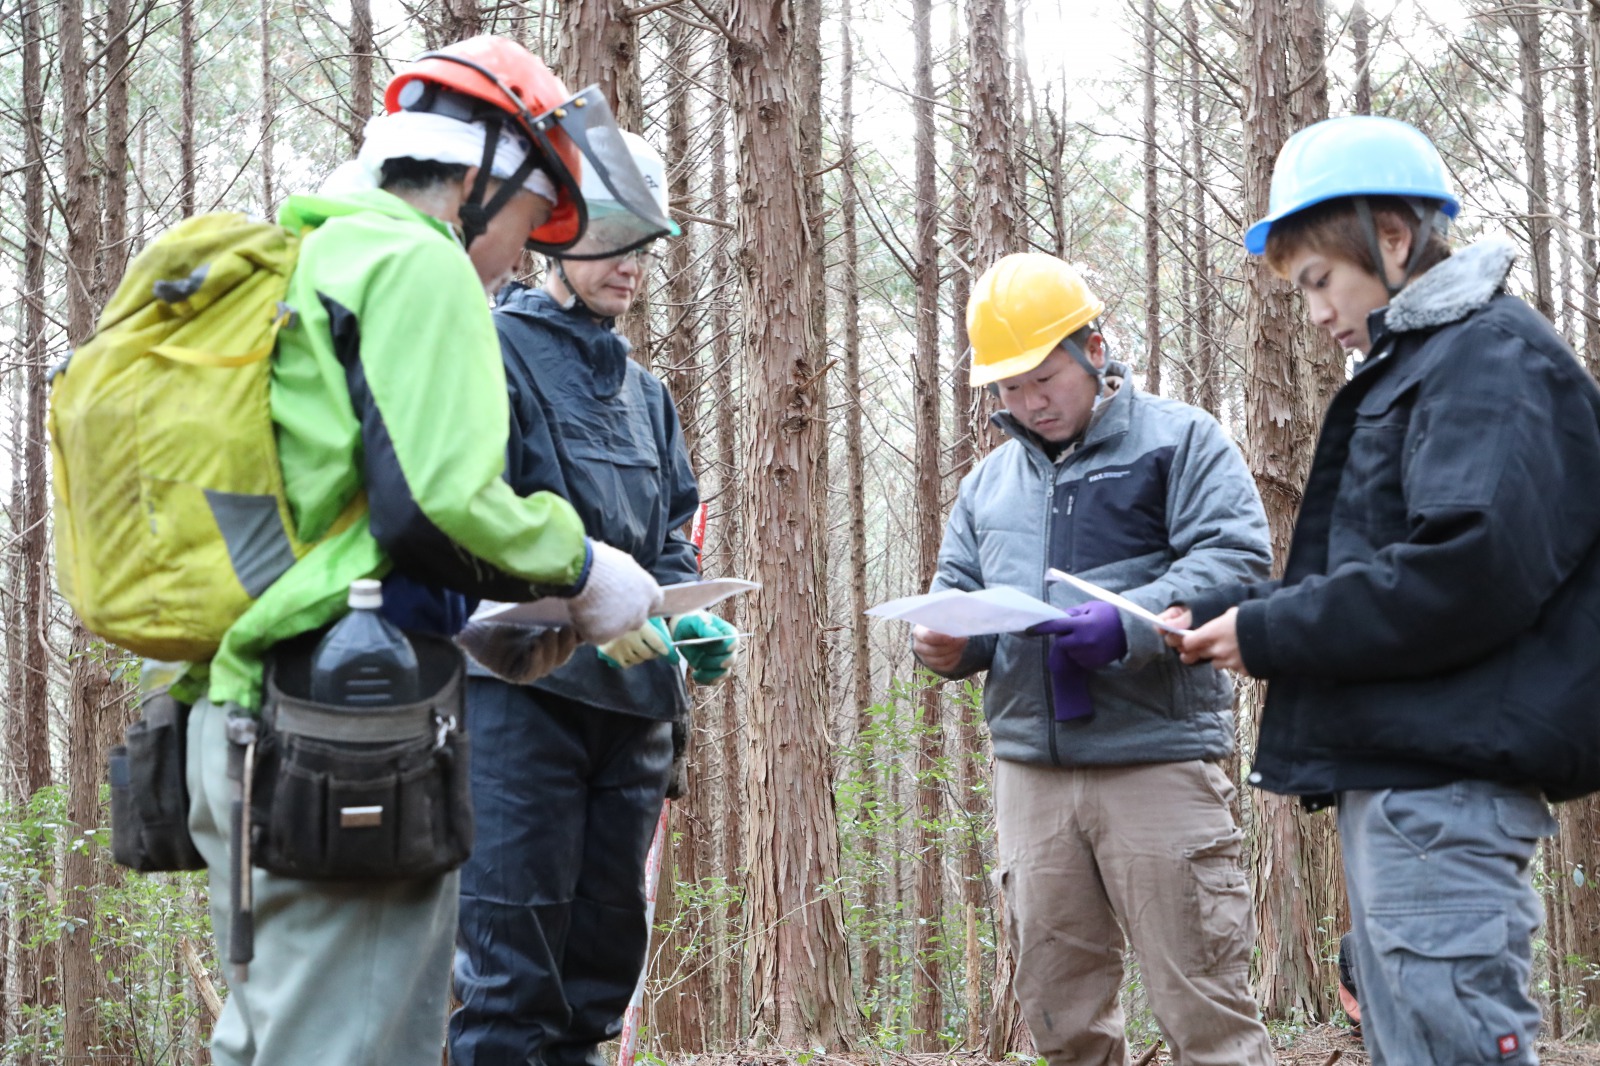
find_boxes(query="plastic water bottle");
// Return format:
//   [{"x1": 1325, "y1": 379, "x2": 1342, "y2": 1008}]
[{"x1": 310, "y1": 580, "x2": 421, "y2": 706}]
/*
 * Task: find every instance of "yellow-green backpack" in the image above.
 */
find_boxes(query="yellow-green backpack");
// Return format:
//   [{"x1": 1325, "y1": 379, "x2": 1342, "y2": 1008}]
[{"x1": 50, "y1": 212, "x2": 357, "y2": 662}]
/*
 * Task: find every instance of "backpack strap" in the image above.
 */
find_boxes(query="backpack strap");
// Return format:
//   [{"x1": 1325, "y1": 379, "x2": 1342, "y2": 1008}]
[{"x1": 151, "y1": 304, "x2": 295, "y2": 368}]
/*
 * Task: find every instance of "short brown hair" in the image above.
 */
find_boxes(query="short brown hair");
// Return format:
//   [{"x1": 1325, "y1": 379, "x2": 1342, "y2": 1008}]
[{"x1": 1264, "y1": 195, "x2": 1451, "y2": 280}]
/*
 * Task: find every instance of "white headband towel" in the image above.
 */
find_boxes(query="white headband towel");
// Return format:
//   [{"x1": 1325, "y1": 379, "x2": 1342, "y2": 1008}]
[{"x1": 324, "y1": 111, "x2": 558, "y2": 203}]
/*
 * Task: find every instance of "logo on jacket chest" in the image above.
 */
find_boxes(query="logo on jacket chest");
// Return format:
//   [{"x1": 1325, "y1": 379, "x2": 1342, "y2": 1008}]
[{"x1": 1050, "y1": 448, "x2": 1174, "y2": 574}]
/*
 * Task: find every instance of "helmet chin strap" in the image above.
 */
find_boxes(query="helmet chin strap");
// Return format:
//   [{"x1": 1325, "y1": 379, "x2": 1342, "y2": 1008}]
[
  {"x1": 457, "y1": 114, "x2": 542, "y2": 250},
  {"x1": 1354, "y1": 196, "x2": 1443, "y2": 300},
  {"x1": 550, "y1": 259, "x2": 613, "y2": 324},
  {"x1": 1061, "y1": 332, "x2": 1107, "y2": 396}
]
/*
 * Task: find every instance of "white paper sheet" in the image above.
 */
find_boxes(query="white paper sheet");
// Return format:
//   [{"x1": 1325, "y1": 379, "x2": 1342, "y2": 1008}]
[
  {"x1": 866, "y1": 586, "x2": 1066, "y2": 637},
  {"x1": 473, "y1": 578, "x2": 761, "y2": 628},
  {"x1": 1046, "y1": 568, "x2": 1193, "y2": 635}
]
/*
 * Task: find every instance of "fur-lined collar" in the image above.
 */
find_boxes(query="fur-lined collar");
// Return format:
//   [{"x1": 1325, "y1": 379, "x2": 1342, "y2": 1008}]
[{"x1": 1384, "y1": 234, "x2": 1517, "y2": 334}]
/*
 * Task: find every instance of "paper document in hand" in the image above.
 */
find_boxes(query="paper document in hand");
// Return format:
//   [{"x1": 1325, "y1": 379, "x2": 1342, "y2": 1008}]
[
  {"x1": 866, "y1": 586, "x2": 1066, "y2": 637},
  {"x1": 1046, "y1": 569, "x2": 1192, "y2": 635},
  {"x1": 474, "y1": 578, "x2": 761, "y2": 628}
]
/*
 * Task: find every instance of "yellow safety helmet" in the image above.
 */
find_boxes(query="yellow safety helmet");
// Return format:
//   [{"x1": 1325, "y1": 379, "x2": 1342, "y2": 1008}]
[{"x1": 967, "y1": 253, "x2": 1106, "y2": 386}]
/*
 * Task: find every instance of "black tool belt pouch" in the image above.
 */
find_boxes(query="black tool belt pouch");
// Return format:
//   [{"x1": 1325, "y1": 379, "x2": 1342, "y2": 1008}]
[
  {"x1": 249, "y1": 633, "x2": 472, "y2": 881},
  {"x1": 109, "y1": 689, "x2": 207, "y2": 872}
]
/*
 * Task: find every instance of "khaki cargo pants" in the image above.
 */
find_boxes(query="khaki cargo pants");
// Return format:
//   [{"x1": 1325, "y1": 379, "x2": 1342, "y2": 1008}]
[{"x1": 995, "y1": 758, "x2": 1274, "y2": 1066}]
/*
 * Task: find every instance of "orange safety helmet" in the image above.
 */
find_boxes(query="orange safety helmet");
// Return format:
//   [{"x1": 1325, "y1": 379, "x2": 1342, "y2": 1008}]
[
  {"x1": 383, "y1": 37, "x2": 674, "y2": 258},
  {"x1": 384, "y1": 37, "x2": 584, "y2": 251}
]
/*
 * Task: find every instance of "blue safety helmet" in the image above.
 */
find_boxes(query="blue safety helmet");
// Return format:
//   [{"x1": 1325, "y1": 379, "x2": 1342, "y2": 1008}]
[{"x1": 1244, "y1": 116, "x2": 1460, "y2": 256}]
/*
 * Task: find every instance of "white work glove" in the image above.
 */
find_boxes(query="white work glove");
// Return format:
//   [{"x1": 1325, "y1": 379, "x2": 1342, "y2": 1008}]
[
  {"x1": 568, "y1": 541, "x2": 664, "y2": 645},
  {"x1": 457, "y1": 622, "x2": 580, "y2": 683},
  {"x1": 596, "y1": 618, "x2": 680, "y2": 669}
]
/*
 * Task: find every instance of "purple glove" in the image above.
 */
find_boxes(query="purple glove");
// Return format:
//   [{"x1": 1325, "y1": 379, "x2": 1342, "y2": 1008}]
[
  {"x1": 1029, "y1": 601, "x2": 1128, "y2": 669},
  {"x1": 1047, "y1": 643, "x2": 1095, "y2": 721}
]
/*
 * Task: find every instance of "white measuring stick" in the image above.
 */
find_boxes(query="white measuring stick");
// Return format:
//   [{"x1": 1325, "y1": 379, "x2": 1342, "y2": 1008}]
[
  {"x1": 1046, "y1": 569, "x2": 1194, "y2": 635},
  {"x1": 668, "y1": 631, "x2": 754, "y2": 647}
]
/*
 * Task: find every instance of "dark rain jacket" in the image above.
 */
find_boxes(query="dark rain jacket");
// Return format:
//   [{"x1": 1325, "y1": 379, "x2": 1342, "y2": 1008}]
[
  {"x1": 481, "y1": 284, "x2": 701, "y2": 721},
  {"x1": 924, "y1": 365, "x2": 1272, "y2": 767},
  {"x1": 1188, "y1": 236, "x2": 1600, "y2": 804}
]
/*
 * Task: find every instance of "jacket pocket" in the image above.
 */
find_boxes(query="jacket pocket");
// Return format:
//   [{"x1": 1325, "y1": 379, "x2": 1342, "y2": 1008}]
[
  {"x1": 1332, "y1": 387, "x2": 1414, "y2": 540},
  {"x1": 1367, "y1": 909, "x2": 1528, "y2": 1064},
  {"x1": 565, "y1": 440, "x2": 661, "y2": 549}
]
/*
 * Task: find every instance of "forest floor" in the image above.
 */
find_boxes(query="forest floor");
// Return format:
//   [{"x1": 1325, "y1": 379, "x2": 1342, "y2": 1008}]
[
  {"x1": 681, "y1": 1025, "x2": 1600, "y2": 1065},
  {"x1": 1260, "y1": 1023, "x2": 1600, "y2": 1065}
]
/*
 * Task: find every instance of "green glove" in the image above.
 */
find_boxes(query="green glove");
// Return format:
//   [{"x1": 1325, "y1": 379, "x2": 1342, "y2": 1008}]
[
  {"x1": 670, "y1": 611, "x2": 739, "y2": 684},
  {"x1": 597, "y1": 617, "x2": 680, "y2": 670}
]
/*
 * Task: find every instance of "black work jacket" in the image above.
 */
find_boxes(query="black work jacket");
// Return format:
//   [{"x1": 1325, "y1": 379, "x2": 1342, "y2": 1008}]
[
  {"x1": 487, "y1": 284, "x2": 701, "y2": 721},
  {"x1": 1190, "y1": 237, "x2": 1600, "y2": 804}
]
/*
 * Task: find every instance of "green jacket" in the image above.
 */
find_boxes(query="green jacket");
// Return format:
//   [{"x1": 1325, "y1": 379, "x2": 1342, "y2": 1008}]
[{"x1": 209, "y1": 190, "x2": 587, "y2": 708}]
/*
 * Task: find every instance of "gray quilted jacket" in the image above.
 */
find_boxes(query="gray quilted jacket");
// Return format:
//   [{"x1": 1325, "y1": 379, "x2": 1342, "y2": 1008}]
[{"x1": 925, "y1": 364, "x2": 1271, "y2": 767}]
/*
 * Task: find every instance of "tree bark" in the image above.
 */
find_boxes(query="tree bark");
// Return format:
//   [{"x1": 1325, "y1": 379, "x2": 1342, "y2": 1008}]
[
  {"x1": 1177, "y1": 42, "x2": 1194, "y2": 406},
  {"x1": 102, "y1": 0, "x2": 134, "y2": 284},
  {"x1": 1187, "y1": 0, "x2": 1218, "y2": 418},
  {"x1": 421, "y1": 0, "x2": 483, "y2": 48},
  {"x1": 181, "y1": 0, "x2": 197, "y2": 216},
  {"x1": 971, "y1": 0, "x2": 1027, "y2": 1048},
  {"x1": 1141, "y1": 0, "x2": 1162, "y2": 394},
  {"x1": 652, "y1": 796, "x2": 708, "y2": 1053},
  {"x1": 708, "y1": 49, "x2": 746, "y2": 1045},
  {"x1": 8, "y1": 1, "x2": 59, "y2": 1055},
  {"x1": 1575, "y1": 9, "x2": 1600, "y2": 375},
  {"x1": 911, "y1": 0, "x2": 944, "y2": 1039},
  {"x1": 794, "y1": 0, "x2": 831, "y2": 709},
  {"x1": 350, "y1": 0, "x2": 375, "y2": 150},
  {"x1": 12, "y1": 0, "x2": 55, "y2": 808},
  {"x1": 648, "y1": 26, "x2": 709, "y2": 1052},
  {"x1": 1239, "y1": 0, "x2": 1345, "y2": 1024},
  {"x1": 1514, "y1": 6, "x2": 1555, "y2": 323},
  {"x1": 1558, "y1": 798, "x2": 1600, "y2": 1027},
  {"x1": 726, "y1": 0, "x2": 859, "y2": 1039},
  {"x1": 559, "y1": 0, "x2": 640, "y2": 128},
  {"x1": 949, "y1": 51, "x2": 978, "y2": 487},
  {"x1": 1352, "y1": 0, "x2": 1372, "y2": 115},
  {"x1": 839, "y1": 0, "x2": 882, "y2": 1019},
  {"x1": 63, "y1": 632, "x2": 131, "y2": 1064},
  {"x1": 968, "y1": 0, "x2": 1013, "y2": 455},
  {"x1": 61, "y1": 0, "x2": 117, "y2": 1055},
  {"x1": 945, "y1": 37, "x2": 988, "y2": 1048},
  {"x1": 662, "y1": 16, "x2": 699, "y2": 449},
  {"x1": 260, "y1": 0, "x2": 276, "y2": 215},
  {"x1": 967, "y1": 0, "x2": 1014, "y2": 275}
]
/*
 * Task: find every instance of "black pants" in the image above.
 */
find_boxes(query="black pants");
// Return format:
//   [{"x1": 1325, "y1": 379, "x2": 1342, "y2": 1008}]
[{"x1": 448, "y1": 679, "x2": 673, "y2": 1066}]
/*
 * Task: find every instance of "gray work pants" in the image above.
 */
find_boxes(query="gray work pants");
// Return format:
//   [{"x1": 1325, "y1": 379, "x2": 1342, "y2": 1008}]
[
  {"x1": 1338, "y1": 781, "x2": 1558, "y2": 1066},
  {"x1": 995, "y1": 758, "x2": 1275, "y2": 1066},
  {"x1": 186, "y1": 698, "x2": 458, "y2": 1066}
]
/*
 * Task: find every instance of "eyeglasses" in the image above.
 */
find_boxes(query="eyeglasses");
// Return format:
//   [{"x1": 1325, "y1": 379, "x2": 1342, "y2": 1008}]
[{"x1": 618, "y1": 243, "x2": 662, "y2": 267}]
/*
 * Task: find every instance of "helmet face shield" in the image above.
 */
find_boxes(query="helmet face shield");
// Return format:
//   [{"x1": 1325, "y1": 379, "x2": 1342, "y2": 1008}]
[
  {"x1": 530, "y1": 88, "x2": 677, "y2": 259},
  {"x1": 388, "y1": 48, "x2": 672, "y2": 257}
]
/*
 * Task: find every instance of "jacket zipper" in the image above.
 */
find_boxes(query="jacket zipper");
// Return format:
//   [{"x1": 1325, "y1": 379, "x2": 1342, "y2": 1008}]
[{"x1": 1042, "y1": 462, "x2": 1062, "y2": 767}]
